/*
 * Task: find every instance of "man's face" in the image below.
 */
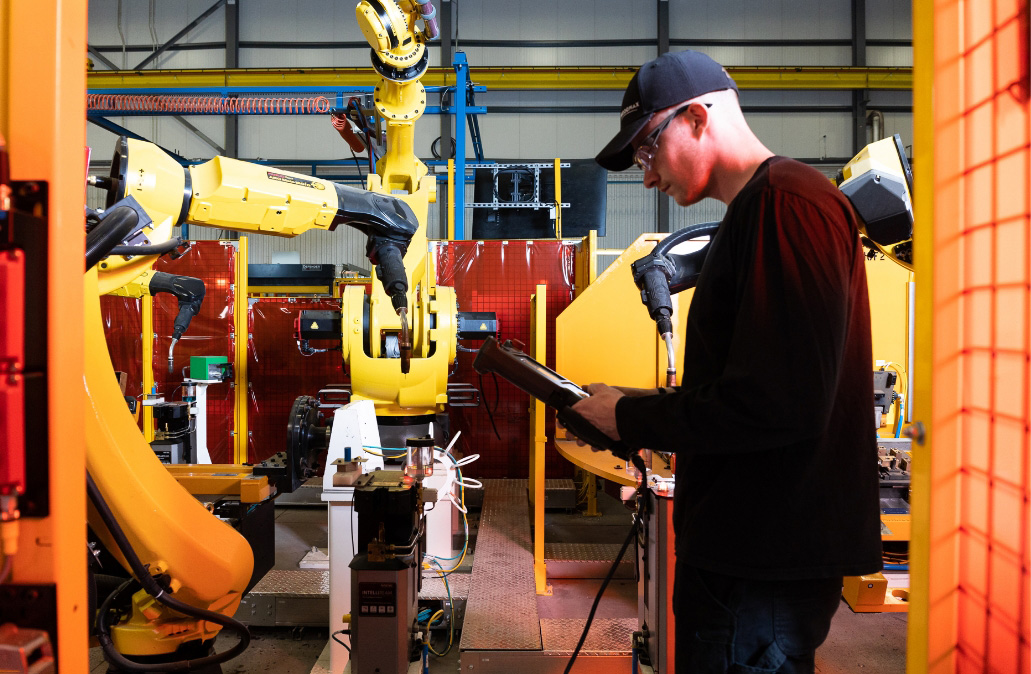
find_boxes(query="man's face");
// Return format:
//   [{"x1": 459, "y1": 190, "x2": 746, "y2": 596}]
[{"x1": 631, "y1": 103, "x2": 711, "y2": 207}]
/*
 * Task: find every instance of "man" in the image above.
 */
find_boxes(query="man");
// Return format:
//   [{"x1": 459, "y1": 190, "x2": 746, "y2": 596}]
[{"x1": 573, "y1": 50, "x2": 883, "y2": 673}]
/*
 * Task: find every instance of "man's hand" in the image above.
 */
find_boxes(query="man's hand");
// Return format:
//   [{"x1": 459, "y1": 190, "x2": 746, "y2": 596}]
[
  {"x1": 567, "y1": 383, "x2": 625, "y2": 444},
  {"x1": 613, "y1": 385, "x2": 670, "y2": 397}
]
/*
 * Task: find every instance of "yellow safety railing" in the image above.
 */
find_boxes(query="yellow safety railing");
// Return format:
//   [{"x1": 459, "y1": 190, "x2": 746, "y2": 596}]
[{"x1": 529, "y1": 284, "x2": 551, "y2": 595}]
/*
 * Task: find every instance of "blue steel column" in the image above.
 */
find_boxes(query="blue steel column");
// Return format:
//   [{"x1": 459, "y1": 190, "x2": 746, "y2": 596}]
[{"x1": 453, "y1": 52, "x2": 468, "y2": 240}]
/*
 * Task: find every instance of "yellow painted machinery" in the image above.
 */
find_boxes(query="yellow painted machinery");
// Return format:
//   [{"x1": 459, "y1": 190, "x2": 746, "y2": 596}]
[
  {"x1": 84, "y1": 161, "x2": 421, "y2": 669},
  {"x1": 82, "y1": 1, "x2": 460, "y2": 669},
  {"x1": 836, "y1": 134, "x2": 915, "y2": 271},
  {"x1": 346, "y1": 0, "x2": 456, "y2": 417}
]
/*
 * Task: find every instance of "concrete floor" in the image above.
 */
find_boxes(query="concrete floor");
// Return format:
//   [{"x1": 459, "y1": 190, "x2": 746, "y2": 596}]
[{"x1": 89, "y1": 488, "x2": 907, "y2": 673}]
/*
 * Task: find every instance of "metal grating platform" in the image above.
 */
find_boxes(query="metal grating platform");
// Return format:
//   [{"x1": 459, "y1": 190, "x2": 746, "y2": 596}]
[
  {"x1": 540, "y1": 618, "x2": 637, "y2": 655},
  {"x1": 460, "y1": 479, "x2": 542, "y2": 651},
  {"x1": 544, "y1": 478, "x2": 577, "y2": 509},
  {"x1": 249, "y1": 569, "x2": 329, "y2": 596},
  {"x1": 544, "y1": 543, "x2": 635, "y2": 579},
  {"x1": 244, "y1": 564, "x2": 470, "y2": 601},
  {"x1": 240, "y1": 567, "x2": 472, "y2": 628},
  {"x1": 420, "y1": 570, "x2": 471, "y2": 601},
  {"x1": 238, "y1": 570, "x2": 330, "y2": 627}
]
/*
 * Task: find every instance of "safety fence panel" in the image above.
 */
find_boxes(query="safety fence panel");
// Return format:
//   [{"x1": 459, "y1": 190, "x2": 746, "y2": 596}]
[
  {"x1": 247, "y1": 297, "x2": 347, "y2": 464},
  {"x1": 102, "y1": 240, "x2": 578, "y2": 478},
  {"x1": 100, "y1": 296, "x2": 144, "y2": 407},
  {"x1": 101, "y1": 242, "x2": 238, "y2": 464},
  {"x1": 154, "y1": 243, "x2": 237, "y2": 464},
  {"x1": 916, "y1": 0, "x2": 1030, "y2": 672},
  {"x1": 436, "y1": 239, "x2": 577, "y2": 479}
]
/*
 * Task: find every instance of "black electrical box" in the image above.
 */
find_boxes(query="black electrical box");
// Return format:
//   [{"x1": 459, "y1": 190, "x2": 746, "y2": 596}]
[
  {"x1": 297, "y1": 310, "x2": 342, "y2": 340},
  {"x1": 456, "y1": 312, "x2": 498, "y2": 340}
]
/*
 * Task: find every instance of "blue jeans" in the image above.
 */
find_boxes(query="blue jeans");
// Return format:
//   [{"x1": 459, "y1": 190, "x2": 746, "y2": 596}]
[{"x1": 673, "y1": 564, "x2": 842, "y2": 674}]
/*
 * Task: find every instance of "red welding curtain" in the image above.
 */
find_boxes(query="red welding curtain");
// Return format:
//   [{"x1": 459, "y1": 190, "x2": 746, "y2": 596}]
[
  {"x1": 101, "y1": 242, "x2": 237, "y2": 463},
  {"x1": 247, "y1": 297, "x2": 347, "y2": 464},
  {"x1": 102, "y1": 239, "x2": 578, "y2": 477},
  {"x1": 436, "y1": 239, "x2": 577, "y2": 479}
]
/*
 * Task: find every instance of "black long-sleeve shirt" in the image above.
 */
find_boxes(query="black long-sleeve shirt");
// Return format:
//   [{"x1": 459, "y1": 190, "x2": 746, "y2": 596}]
[{"x1": 616, "y1": 156, "x2": 882, "y2": 580}]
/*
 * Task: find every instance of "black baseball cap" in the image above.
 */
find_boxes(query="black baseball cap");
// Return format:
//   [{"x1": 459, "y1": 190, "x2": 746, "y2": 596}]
[{"x1": 595, "y1": 50, "x2": 738, "y2": 171}]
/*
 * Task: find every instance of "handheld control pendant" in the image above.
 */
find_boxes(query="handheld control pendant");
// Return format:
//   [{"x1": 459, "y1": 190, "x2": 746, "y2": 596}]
[{"x1": 472, "y1": 336, "x2": 635, "y2": 462}]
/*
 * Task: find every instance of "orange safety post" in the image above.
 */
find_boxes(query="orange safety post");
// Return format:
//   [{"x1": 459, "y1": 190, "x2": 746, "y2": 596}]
[{"x1": 909, "y1": 0, "x2": 1030, "y2": 672}]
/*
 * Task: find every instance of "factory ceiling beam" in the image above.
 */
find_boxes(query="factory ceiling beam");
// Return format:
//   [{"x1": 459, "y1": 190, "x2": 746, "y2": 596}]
[
  {"x1": 86, "y1": 66, "x2": 913, "y2": 91},
  {"x1": 173, "y1": 116, "x2": 225, "y2": 155},
  {"x1": 438, "y1": 0, "x2": 454, "y2": 235},
  {"x1": 87, "y1": 46, "x2": 120, "y2": 71},
  {"x1": 87, "y1": 38, "x2": 913, "y2": 52},
  {"x1": 133, "y1": 0, "x2": 226, "y2": 70}
]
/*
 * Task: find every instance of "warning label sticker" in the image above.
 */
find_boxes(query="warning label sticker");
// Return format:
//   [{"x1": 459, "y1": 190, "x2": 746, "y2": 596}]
[{"x1": 267, "y1": 172, "x2": 325, "y2": 190}]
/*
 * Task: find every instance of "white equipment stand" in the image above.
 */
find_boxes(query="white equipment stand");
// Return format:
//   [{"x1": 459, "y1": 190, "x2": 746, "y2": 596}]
[
  {"x1": 321, "y1": 402, "x2": 468, "y2": 674},
  {"x1": 183, "y1": 378, "x2": 221, "y2": 464},
  {"x1": 322, "y1": 401, "x2": 385, "y2": 674}
]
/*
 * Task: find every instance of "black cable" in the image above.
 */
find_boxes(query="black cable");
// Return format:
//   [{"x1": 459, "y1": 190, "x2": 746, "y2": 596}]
[
  {"x1": 477, "y1": 371, "x2": 501, "y2": 441},
  {"x1": 346, "y1": 97, "x2": 379, "y2": 174},
  {"x1": 430, "y1": 136, "x2": 456, "y2": 160},
  {"x1": 349, "y1": 148, "x2": 366, "y2": 185},
  {"x1": 86, "y1": 472, "x2": 251, "y2": 672},
  {"x1": 331, "y1": 630, "x2": 351, "y2": 651},
  {"x1": 85, "y1": 205, "x2": 140, "y2": 270},
  {"x1": 563, "y1": 453, "x2": 648, "y2": 674},
  {"x1": 108, "y1": 237, "x2": 184, "y2": 257}
]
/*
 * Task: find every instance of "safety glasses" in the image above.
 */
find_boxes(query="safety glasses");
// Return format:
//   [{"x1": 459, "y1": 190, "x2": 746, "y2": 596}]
[{"x1": 632, "y1": 103, "x2": 709, "y2": 172}]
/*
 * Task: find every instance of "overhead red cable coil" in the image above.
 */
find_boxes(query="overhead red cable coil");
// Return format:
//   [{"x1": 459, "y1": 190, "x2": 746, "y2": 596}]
[{"x1": 87, "y1": 94, "x2": 332, "y2": 115}]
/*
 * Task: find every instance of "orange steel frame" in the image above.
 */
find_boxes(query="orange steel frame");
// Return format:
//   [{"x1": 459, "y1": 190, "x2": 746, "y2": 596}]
[
  {"x1": 909, "y1": 1, "x2": 1030, "y2": 673},
  {"x1": 1, "y1": 0, "x2": 89, "y2": 669}
]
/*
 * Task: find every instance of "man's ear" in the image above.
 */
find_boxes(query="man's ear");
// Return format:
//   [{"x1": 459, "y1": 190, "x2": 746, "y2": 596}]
[{"x1": 684, "y1": 101, "x2": 711, "y2": 135}]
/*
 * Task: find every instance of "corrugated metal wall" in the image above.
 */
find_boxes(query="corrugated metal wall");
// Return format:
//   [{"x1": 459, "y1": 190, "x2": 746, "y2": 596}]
[{"x1": 86, "y1": 0, "x2": 913, "y2": 270}]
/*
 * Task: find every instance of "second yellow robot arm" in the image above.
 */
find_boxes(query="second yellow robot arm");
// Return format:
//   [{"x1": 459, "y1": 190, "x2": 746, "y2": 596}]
[{"x1": 107, "y1": 268, "x2": 206, "y2": 372}]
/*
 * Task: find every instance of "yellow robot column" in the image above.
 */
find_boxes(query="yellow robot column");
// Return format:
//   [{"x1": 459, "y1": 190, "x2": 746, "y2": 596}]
[{"x1": 350, "y1": 0, "x2": 457, "y2": 417}]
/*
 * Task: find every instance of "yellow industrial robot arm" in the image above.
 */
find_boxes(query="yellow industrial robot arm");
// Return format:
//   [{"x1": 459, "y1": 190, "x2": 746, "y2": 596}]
[
  {"x1": 83, "y1": 136, "x2": 424, "y2": 669},
  {"x1": 92, "y1": 135, "x2": 418, "y2": 311}
]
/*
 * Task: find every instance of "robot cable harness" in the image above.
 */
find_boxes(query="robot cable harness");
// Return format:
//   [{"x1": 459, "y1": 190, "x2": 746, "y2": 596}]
[{"x1": 87, "y1": 473, "x2": 251, "y2": 672}]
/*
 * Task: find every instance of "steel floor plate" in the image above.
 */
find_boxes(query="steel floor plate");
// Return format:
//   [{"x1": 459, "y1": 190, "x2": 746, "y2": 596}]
[
  {"x1": 544, "y1": 542, "x2": 635, "y2": 579},
  {"x1": 247, "y1": 568, "x2": 469, "y2": 601},
  {"x1": 460, "y1": 479, "x2": 542, "y2": 651},
  {"x1": 540, "y1": 617, "x2": 637, "y2": 655},
  {"x1": 250, "y1": 569, "x2": 329, "y2": 597},
  {"x1": 420, "y1": 570, "x2": 470, "y2": 601}
]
